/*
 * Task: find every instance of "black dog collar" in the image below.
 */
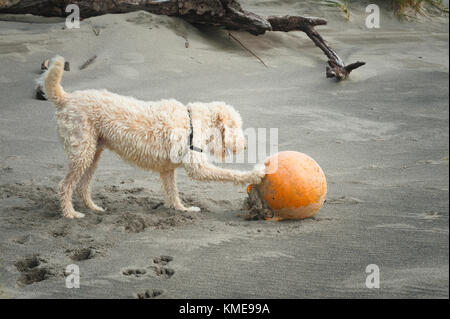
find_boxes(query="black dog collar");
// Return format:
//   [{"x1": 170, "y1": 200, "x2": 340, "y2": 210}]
[{"x1": 187, "y1": 107, "x2": 203, "y2": 153}]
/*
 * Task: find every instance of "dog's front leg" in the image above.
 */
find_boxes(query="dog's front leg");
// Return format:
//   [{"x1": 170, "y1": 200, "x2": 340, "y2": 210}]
[
  {"x1": 184, "y1": 162, "x2": 264, "y2": 185},
  {"x1": 159, "y1": 169, "x2": 200, "y2": 212}
]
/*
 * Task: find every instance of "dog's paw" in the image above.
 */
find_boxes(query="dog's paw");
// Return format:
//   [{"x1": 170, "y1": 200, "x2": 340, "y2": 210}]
[
  {"x1": 248, "y1": 175, "x2": 262, "y2": 185},
  {"x1": 185, "y1": 206, "x2": 201, "y2": 212},
  {"x1": 248, "y1": 165, "x2": 266, "y2": 185},
  {"x1": 91, "y1": 205, "x2": 105, "y2": 212},
  {"x1": 254, "y1": 164, "x2": 267, "y2": 179},
  {"x1": 64, "y1": 211, "x2": 85, "y2": 219}
]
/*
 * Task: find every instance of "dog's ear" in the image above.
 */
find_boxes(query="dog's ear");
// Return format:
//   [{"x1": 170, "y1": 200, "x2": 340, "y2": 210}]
[
  {"x1": 214, "y1": 107, "x2": 243, "y2": 157},
  {"x1": 210, "y1": 104, "x2": 244, "y2": 159},
  {"x1": 212, "y1": 113, "x2": 227, "y2": 160},
  {"x1": 221, "y1": 115, "x2": 240, "y2": 154}
]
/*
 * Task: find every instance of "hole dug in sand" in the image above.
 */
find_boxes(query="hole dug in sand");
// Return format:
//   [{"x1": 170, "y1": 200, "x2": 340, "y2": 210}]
[
  {"x1": 115, "y1": 210, "x2": 198, "y2": 233},
  {"x1": 243, "y1": 187, "x2": 274, "y2": 221},
  {"x1": 68, "y1": 248, "x2": 96, "y2": 261},
  {"x1": 14, "y1": 255, "x2": 41, "y2": 272},
  {"x1": 18, "y1": 268, "x2": 52, "y2": 286},
  {"x1": 15, "y1": 255, "x2": 53, "y2": 286}
]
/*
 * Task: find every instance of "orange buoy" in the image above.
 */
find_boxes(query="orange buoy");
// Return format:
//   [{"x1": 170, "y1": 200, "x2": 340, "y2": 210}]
[{"x1": 250, "y1": 151, "x2": 327, "y2": 220}]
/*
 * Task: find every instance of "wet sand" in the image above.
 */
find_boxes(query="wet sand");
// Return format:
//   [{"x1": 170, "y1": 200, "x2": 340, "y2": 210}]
[{"x1": 0, "y1": 1, "x2": 448, "y2": 298}]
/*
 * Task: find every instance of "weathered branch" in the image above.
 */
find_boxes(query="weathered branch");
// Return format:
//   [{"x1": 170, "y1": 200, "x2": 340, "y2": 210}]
[
  {"x1": 1, "y1": 0, "x2": 365, "y2": 80},
  {"x1": 0, "y1": 0, "x2": 179, "y2": 17},
  {"x1": 0, "y1": 0, "x2": 272, "y2": 33},
  {"x1": 268, "y1": 15, "x2": 365, "y2": 80}
]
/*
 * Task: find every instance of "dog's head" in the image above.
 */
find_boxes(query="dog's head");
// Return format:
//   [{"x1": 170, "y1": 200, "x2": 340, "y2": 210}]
[{"x1": 206, "y1": 102, "x2": 246, "y2": 160}]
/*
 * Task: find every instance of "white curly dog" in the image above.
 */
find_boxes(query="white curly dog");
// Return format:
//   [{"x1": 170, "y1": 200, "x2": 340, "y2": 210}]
[{"x1": 39, "y1": 56, "x2": 264, "y2": 219}]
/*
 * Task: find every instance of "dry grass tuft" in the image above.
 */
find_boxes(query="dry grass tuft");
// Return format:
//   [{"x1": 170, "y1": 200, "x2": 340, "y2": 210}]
[{"x1": 394, "y1": 0, "x2": 448, "y2": 19}]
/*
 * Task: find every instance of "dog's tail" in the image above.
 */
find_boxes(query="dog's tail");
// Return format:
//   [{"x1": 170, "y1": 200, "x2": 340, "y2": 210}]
[{"x1": 37, "y1": 56, "x2": 67, "y2": 106}]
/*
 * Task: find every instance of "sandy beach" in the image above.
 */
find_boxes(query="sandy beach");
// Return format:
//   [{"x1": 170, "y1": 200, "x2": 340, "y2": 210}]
[{"x1": 0, "y1": 1, "x2": 448, "y2": 298}]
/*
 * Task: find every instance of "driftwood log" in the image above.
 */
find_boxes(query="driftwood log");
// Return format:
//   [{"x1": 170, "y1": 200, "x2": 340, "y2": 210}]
[{"x1": 0, "y1": 0, "x2": 365, "y2": 80}]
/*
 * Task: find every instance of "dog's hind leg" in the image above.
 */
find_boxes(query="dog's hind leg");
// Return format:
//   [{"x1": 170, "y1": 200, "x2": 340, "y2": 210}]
[
  {"x1": 160, "y1": 169, "x2": 200, "y2": 212},
  {"x1": 59, "y1": 138, "x2": 97, "y2": 219},
  {"x1": 76, "y1": 144, "x2": 105, "y2": 212}
]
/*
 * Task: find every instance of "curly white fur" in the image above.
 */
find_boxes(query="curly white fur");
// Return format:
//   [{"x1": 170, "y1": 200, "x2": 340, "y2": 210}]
[{"x1": 41, "y1": 56, "x2": 264, "y2": 219}]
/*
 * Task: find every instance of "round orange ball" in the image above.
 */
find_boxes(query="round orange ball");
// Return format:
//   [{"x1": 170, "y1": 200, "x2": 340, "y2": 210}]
[{"x1": 256, "y1": 151, "x2": 327, "y2": 220}]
